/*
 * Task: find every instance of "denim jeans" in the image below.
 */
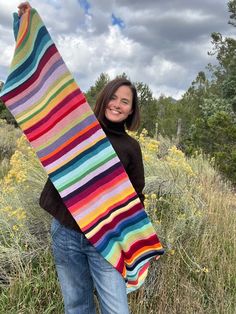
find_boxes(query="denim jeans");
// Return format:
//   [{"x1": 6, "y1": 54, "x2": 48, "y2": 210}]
[{"x1": 51, "y1": 218, "x2": 130, "y2": 314}]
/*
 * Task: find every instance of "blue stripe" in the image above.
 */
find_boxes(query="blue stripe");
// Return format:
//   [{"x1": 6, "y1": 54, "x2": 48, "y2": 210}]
[
  {"x1": 5, "y1": 27, "x2": 51, "y2": 88},
  {"x1": 97, "y1": 213, "x2": 149, "y2": 254},
  {"x1": 13, "y1": 58, "x2": 64, "y2": 112},
  {"x1": 36, "y1": 115, "x2": 97, "y2": 157},
  {"x1": 50, "y1": 137, "x2": 110, "y2": 181}
]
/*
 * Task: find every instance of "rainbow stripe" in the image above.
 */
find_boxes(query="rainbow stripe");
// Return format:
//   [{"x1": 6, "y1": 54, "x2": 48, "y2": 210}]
[{"x1": 0, "y1": 9, "x2": 164, "y2": 292}]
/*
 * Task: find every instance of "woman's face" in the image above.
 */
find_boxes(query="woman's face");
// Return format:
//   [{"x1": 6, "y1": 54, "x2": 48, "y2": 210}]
[{"x1": 105, "y1": 85, "x2": 133, "y2": 123}]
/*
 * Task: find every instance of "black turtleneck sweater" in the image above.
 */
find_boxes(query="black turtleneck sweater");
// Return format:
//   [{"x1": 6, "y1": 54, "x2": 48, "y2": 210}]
[{"x1": 39, "y1": 118, "x2": 145, "y2": 231}]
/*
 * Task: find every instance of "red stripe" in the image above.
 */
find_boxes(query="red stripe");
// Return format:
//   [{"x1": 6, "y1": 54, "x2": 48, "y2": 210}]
[
  {"x1": 41, "y1": 123, "x2": 101, "y2": 166},
  {"x1": 64, "y1": 166, "x2": 125, "y2": 207},
  {"x1": 26, "y1": 95, "x2": 86, "y2": 141},
  {"x1": 115, "y1": 254, "x2": 125, "y2": 274},
  {"x1": 2, "y1": 45, "x2": 57, "y2": 103},
  {"x1": 127, "y1": 263, "x2": 149, "y2": 285},
  {"x1": 82, "y1": 192, "x2": 137, "y2": 232},
  {"x1": 90, "y1": 203, "x2": 143, "y2": 244},
  {"x1": 24, "y1": 90, "x2": 85, "y2": 139},
  {"x1": 124, "y1": 234, "x2": 160, "y2": 260},
  {"x1": 25, "y1": 89, "x2": 81, "y2": 134},
  {"x1": 16, "y1": 10, "x2": 31, "y2": 49}
]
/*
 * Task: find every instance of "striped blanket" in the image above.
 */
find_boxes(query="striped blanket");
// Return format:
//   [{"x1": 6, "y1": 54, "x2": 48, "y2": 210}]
[{"x1": 0, "y1": 8, "x2": 164, "y2": 292}]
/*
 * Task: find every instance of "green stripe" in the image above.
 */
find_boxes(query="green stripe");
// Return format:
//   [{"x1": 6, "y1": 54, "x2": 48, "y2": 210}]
[
  {"x1": 58, "y1": 152, "x2": 117, "y2": 192},
  {"x1": 13, "y1": 10, "x2": 39, "y2": 68},
  {"x1": 35, "y1": 109, "x2": 93, "y2": 151},
  {"x1": 18, "y1": 76, "x2": 74, "y2": 124},
  {"x1": 105, "y1": 223, "x2": 152, "y2": 261}
]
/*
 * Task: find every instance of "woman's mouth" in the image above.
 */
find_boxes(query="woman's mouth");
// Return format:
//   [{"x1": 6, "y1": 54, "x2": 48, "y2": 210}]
[{"x1": 110, "y1": 109, "x2": 121, "y2": 114}]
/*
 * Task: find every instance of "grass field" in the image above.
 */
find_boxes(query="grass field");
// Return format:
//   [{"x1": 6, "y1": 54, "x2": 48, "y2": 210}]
[{"x1": 0, "y1": 122, "x2": 235, "y2": 313}]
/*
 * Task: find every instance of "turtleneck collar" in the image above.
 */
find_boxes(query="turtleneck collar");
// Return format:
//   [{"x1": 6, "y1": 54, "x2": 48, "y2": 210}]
[{"x1": 100, "y1": 116, "x2": 126, "y2": 135}]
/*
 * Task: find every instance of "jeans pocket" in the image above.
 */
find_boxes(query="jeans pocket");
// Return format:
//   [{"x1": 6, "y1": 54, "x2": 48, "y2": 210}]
[{"x1": 51, "y1": 218, "x2": 62, "y2": 239}]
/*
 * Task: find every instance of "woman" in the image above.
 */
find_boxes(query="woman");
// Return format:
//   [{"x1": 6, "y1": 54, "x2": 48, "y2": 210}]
[
  {"x1": 17, "y1": 3, "x2": 145, "y2": 313},
  {"x1": 39, "y1": 77, "x2": 145, "y2": 314}
]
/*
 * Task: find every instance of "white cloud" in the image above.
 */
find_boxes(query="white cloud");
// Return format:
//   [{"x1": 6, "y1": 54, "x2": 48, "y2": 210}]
[{"x1": 0, "y1": 0, "x2": 234, "y2": 99}]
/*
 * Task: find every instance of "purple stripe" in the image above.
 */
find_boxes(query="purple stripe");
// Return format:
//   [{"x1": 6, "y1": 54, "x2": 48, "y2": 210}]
[
  {"x1": 60, "y1": 156, "x2": 119, "y2": 197},
  {"x1": 8, "y1": 50, "x2": 60, "y2": 111},
  {"x1": 12, "y1": 60, "x2": 67, "y2": 115},
  {"x1": 44, "y1": 128, "x2": 105, "y2": 172},
  {"x1": 73, "y1": 179, "x2": 131, "y2": 220},
  {"x1": 36, "y1": 114, "x2": 97, "y2": 158},
  {"x1": 24, "y1": 88, "x2": 82, "y2": 135}
]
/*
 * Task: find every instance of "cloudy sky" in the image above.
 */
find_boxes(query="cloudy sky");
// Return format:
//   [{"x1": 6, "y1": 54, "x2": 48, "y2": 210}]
[{"x1": 0, "y1": 0, "x2": 235, "y2": 99}]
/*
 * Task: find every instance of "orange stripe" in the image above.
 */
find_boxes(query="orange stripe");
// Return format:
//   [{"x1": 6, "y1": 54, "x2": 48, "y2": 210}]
[
  {"x1": 16, "y1": 10, "x2": 31, "y2": 49},
  {"x1": 72, "y1": 172, "x2": 127, "y2": 209},
  {"x1": 127, "y1": 264, "x2": 149, "y2": 285},
  {"x1": 125, "y1": 243, "x2": 162, "y2": 265},
  {"x1": 82, "y1": 191, "x2": 137, "y2": 231},
  {"x1": 69, "y1": 173, "x2": 128, "y2": 214},
  {"x1": 40, "y1": 120, "x2": 99, "y2": 162},
  {"x1": 122, "y1": 265, "x2": 127, "y2": 278}
]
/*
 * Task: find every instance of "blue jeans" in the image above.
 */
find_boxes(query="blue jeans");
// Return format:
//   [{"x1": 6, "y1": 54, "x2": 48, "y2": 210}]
[{"x1": 51, "y1": 218, "x2": 130, "y2": 314}]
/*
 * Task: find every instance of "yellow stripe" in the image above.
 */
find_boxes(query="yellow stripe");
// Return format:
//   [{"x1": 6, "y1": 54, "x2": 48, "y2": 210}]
[
  {"x1": 34, "y1": 110, "x2": 92, "y2": 151},
  {"x1": 47, "y1": 134, "x2": 106, "y2": 174},
  {"x1": 13, "y1": 14, "x2": 40, "y2": 69},
  {"x1": 77, "y1": 185, "x2": 135, "y2": 227},
  {"x1": 105, "y1": 228, "x2": 157, "y2": 265},
  {"x1": 16, "y1": 72, "x2": 71, "y2": 121},
  {"x1": 85, "y1": 198, "x2": 140, "y2": 238},
  {"x1": 17, "y1": 71, "x2": 72, "y2": 123},
  {"x1": 20, "y1": 78, "x2": 78, "y2": 130},
  {"x1": 126, "y1": 269, "x2": 148, "y2": 288}
]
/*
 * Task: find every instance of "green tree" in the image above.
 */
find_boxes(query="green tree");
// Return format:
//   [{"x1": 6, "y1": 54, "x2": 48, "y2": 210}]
[
  {"x1": 177, "y1": 70, "x2": 212, "y2": 144},
  {"x1": 179, "y1": 0, "x2": 236, "y2": 184},
  {"x1": 85, "y1": 73, "x2": 110, "y2": 108},
  {"x1": 222, "y1": 55, "x2": 236, "y2": 112},
  {"x1": 155, "y1": 96, "x2": 180, "y2": 138},
  {"x1": 134, "y1": 82, "x2": 157, "y2": 135},
  {"x1": 228, "y1": 0, "x2": 236, "y2": 26},
  {"x1": 187, "y1": 111, "x2": 236, "y2": 184}
]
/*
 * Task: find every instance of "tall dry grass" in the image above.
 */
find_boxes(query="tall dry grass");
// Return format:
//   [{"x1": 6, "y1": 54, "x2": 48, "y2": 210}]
[
  {"x1": 0, "y1": 124, "x2": 235, "y2": 313},
  {"x1": 0, "y1": 120, "x2": 21, "y2": 179}
]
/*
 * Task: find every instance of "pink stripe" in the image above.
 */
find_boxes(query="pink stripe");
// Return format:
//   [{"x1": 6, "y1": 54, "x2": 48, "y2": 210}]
[
  {"x1": 27, "y1": 92, "x2": 85, "y2": 140},
  {"x1": 60, "y1": 155, "x2": 119, "y2": 197},
  {"x1": 9, "y1": 52, "x2": 62, "y2": 110},
  {"x1": 71, "y1": 179, "x2": 132, "y2": 219},
  {"x1": 31, "y1": 102, "x2": 91, "y2": 149},
  {"x1": 82, "y1": 192, "x2": 137, "y2": 231},
  {"x1": 45, "y1": 129, "x2": 106, "y2": 173},
  {"x1": 65, "y1": 166, "x2": 125, "y2": 207}
]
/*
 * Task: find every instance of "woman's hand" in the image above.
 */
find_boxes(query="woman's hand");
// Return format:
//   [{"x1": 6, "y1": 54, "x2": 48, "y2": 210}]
[{"x1": 18, "y1": 2, "x2": 32, "y2": 17}]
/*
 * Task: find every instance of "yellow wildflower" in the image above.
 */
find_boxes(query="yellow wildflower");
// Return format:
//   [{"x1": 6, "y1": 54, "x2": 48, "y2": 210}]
[
  {"x1": 12, "y1": 225, "x2": 19, "y2": 231},
  {"x1": 150, "y1": 193, "x2": 157, "y2": 200}
]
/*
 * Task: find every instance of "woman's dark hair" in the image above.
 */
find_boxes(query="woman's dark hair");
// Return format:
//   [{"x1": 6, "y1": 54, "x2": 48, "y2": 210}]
[{"x1": 94, "y1": 78, "x2": 140, "y2": 131}]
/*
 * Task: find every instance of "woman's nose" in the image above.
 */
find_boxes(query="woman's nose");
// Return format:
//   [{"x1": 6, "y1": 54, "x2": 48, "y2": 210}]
[{"x1": 113, "y1": 99, "x2": 120, "y2": 107}]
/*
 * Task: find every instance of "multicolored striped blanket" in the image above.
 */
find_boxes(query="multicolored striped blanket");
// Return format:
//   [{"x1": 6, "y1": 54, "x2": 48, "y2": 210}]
[{"x1": 0, "y1": 8, "x2": 164, "y2": 292}]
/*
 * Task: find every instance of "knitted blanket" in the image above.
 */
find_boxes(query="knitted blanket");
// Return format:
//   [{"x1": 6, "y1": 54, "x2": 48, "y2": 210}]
[{"x1": 0, "y1": 8, "x2": 164, "y2": 292}]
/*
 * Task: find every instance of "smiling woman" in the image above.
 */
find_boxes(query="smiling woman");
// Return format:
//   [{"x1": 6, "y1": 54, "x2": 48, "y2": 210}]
[
  {"x1": 105, "y1": 85, "x2": 133, "y2": 123},
  {"x1": 1, "y1": 2, "x2": 164, "y2": 313},
  {"x1": 39, "y1": 77, "x2": 156, "y2": 314},
  {"x1": 40, "y1": 77, "x2": 149, "y2": 313},
  {"x1": 94, "y1": 78, "x2": 140, "y2": 131}
]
